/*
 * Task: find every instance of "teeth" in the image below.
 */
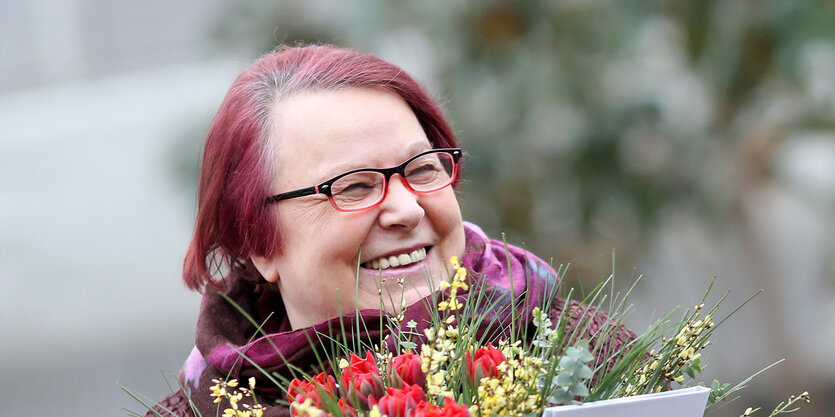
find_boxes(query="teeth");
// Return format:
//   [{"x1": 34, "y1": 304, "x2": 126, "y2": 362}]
[{"x1": 364, "y1": 247, "x2": 427, "y2": 270}]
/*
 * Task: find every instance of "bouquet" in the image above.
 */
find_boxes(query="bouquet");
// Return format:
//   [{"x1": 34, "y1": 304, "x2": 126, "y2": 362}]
[{"x1": 130, "y1": 256, "x2": 810, "y2": 417}]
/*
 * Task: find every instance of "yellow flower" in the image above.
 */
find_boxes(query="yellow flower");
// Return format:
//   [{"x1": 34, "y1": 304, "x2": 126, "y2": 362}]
[
  {"x1": 446, "y1": 298, "x2": 463, "y2": 311},
  {"x1": 212, "y1": 377, "x2": 268, "y2": 417},
  {"x1": 228, "y1": 392, "x2": 243, "y2": 409},
  {"x1": 250, "y1": 405, "x2": 266, "y2": 417},
  {"x1": 210, "y1": 378, "x2": 235, "y2": 402},
  {"x1": 223, "y1": 409, "x2": 251, "y2": 417},
  {"x1": 292, "y1": 398, "x2": 322, "y2": 417}
]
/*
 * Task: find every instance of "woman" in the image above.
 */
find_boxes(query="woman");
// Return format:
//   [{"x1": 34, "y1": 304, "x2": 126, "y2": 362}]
[{"x1": 149, "y1": 45, "x2": 633, "y2": 417}]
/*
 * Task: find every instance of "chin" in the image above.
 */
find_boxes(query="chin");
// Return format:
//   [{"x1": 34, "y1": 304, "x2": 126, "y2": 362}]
[{"x1": 357, "y1": 264, "x2": 446, "y2": 312}]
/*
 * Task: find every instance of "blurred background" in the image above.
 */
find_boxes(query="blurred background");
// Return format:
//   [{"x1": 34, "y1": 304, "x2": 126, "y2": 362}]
[{"x1": 1, "y1": 1, "x2": 833, "y2": 416}]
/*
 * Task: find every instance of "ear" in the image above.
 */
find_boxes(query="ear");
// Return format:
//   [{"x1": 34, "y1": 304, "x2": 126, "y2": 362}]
[{"x1": 250, "y1": 255, "x2": 280, "y2": 283}]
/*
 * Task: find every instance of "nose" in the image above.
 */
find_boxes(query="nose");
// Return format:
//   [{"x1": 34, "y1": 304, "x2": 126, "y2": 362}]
[{"x1": 377, "y1": 174, "x2": 425, "y2": 230}]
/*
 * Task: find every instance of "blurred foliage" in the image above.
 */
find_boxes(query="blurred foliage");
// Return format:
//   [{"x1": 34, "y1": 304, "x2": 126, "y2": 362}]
[{"x1": 207, "y1": 0, "x2": 835, "y2": 282}]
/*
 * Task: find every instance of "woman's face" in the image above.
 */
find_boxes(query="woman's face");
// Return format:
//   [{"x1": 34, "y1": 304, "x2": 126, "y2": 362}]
[{"x1": 252, "y1": 87, "x2": 465, "y2": 330}]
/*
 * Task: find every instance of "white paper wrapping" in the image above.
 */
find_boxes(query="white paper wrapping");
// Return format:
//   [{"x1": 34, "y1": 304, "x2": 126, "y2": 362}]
[{"x1": 543, "y1": 386, "x2": 711, "y2": 417}]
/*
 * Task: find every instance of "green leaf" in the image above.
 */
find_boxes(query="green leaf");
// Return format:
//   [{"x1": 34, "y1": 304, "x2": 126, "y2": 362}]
[
  {"x1": 576, "y1": 365, "x2": 593, "y2": 379},
  {"x1": 559, "y1": 356, "x2": 577, "y2": 369},
  {"x1": 550, "y1": 388, "x2": 574, "y2": 405},
  {"x1": 569, "y1": 382, "x2": 590, "y2": 397},
  {"x1": 556, "y1": 371, "x2": 578, "y2": 386},
  {"x1": 683, "y1": 362, "x2": 699, "y2": 379}
]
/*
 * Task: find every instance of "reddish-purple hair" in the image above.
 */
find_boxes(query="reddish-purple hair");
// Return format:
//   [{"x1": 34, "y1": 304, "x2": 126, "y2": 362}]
[{"x1": 183, "y1": 44, "x2": 460, "y2": 291}]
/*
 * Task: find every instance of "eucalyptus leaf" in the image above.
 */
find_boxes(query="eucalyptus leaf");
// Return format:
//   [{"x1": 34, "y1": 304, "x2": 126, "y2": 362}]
[
  {"x1": 569, "y1": 382, "x2": 590, "y2": 397},
  {"x1": 566, "y1": 344, "x2": 594, "y2": 363},
  {"x1": 556, "y1": 371, "x2": 578, "y2": 386},
  {"x1": 550, "y1": 388, "x2": 574, "y2": 405},
  {"x1": 577, "y1": 349, "x2": 594, "y2": 362},
  {"x1": 568, "y1": 361, "x2": 586, "y2": 374},
  {"x1": 576, "y1": 365, "x2": 593, "y2": 379},
  {"x1": 559, "y1": 356, "x2": 577, "y2": 369}
]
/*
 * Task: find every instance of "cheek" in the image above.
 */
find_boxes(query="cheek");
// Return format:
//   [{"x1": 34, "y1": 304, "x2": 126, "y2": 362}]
[
  {"x1": 278, "y1": 204, "x2": 334, "y2": 240},
  {"x1": 279, "y1": 204, "x2": 375, "y2": 261},
  {"x1": 425, "y1": 190, "x2": 463, "y2": 231}
]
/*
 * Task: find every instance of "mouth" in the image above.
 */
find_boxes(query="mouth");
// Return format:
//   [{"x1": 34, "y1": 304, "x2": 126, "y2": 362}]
[{"x1": 362, "y1": 246, "x2": 429, "y2": 270}]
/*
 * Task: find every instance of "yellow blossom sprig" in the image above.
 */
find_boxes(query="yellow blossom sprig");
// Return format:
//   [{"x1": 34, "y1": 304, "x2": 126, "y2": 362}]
[
  {"x1": 438, "y1": 256, "x2": 469, "y2": 312},
  {"x1": 767, "y1": 391, "x2": 810, "y2": 416},
  {"x1": 208, "y1": 377, "x2": 267, "y2": 417},
  {"x1": 417, "y1": 257, "x2": 479, "y2": 403},
  {"x1": 471, "y1": 343, "x2": 545, "y2": 417},
  {"x1": 420, "y1": 321, "x2": 459, "y2": 401},
  {"x1": 738, "y1": 390, "x2": 810, "y2": 417},
  {"x1": 621, "y1": 302, "x2": 717, "y2": 396}
]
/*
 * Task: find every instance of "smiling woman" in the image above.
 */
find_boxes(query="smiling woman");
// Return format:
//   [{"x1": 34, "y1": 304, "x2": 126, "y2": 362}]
[
  {"x1": 148, "y1": 45, "x2": 635, "y2": 417},
  {"x1": 252, "y1": 88, "x2": 465, "y2": 329}
]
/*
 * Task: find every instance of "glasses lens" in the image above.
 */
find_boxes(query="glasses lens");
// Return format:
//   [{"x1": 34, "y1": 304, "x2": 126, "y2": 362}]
[
  {"x1": 404, "y1": 151, "x2": 456, "y2": 192},
  {"x1": 330, "y1": 171, "x2": 385, "y2": 210}
]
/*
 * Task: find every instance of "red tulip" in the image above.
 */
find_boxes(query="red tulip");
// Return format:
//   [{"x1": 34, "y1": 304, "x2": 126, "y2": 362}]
[
  {"x1": 414, "y1": 397, "x2": 471, "y2": 417},
  {"x1": 337, "y1": 398, "x2": 358, "y2": 417},
  {"x1": 340, "y1": 351, "x2": 386, "y2": 410},
  {"x1": 370, "y1": 385, "x2": 425, "y2": 417},
  {"x1": 465, "y1": 344, "x2": 505, "y2": 387},
  {"x1": 413, "y1": 401, "x2": 441, "y2": 417},
  {"x1": 389, "y1": 352, "x2": 427, "y2": 388},
  {"x1": 286, "y1": 372, "x2": 337, "y2": 407}
]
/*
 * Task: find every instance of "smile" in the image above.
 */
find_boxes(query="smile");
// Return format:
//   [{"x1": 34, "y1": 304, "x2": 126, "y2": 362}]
[{"x1": 363, "y1": 247, "x2": 428, "y2": 270}]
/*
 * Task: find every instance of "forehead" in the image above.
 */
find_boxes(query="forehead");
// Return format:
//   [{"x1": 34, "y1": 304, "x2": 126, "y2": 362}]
[{"x1": 268, "y1": 88, "x2": 432, "y2": 188}]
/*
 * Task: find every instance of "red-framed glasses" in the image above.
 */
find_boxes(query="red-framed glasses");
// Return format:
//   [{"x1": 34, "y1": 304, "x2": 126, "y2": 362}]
[{"x1": 264, "y1": 148, "x2": 462, "y2": 212}]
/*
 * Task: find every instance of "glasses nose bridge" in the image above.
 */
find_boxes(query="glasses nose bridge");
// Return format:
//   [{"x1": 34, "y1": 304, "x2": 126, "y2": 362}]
[{"x1": 380, "y1": 163, "x2": 411, "y2": 190}]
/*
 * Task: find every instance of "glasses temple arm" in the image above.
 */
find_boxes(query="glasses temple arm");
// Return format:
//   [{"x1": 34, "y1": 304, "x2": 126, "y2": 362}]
[{"x1": 264, "y1": 186, "x2": 320, "y2": 205}]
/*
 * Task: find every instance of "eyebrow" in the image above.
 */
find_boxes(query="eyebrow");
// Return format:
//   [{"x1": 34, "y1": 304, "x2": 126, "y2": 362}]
[{"x1": 318, "y1": 141, "x2": 432, "y2": 180}]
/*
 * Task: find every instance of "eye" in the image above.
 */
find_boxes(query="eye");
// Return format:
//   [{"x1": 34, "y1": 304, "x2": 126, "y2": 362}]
[
  {"x1": 331, "y1": 172, "x2": 384, "y2": 199},
  {"x1": 340, "y1": 181, "x2": 376, "y2": 194},
  {"x1": 406, "y1": 162, "x2": 439, "y2": 176}
]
